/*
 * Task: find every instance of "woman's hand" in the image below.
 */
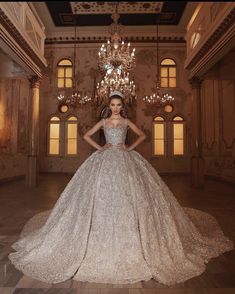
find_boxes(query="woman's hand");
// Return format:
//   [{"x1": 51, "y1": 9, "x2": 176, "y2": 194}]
[{"x1": 116, "y1": 143, "x2": 129, "y2": 151}]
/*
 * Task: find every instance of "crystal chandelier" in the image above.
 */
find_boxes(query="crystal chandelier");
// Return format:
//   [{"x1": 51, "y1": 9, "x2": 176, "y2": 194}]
[
  {"x1": 95, "y1": 68, "x2": 136, "y2": 105},
  {"x1": 57, "y1": 8, "x2": 91, "y2": 108},
  {"x1": 143, "y1": 15, "x2": 174, "y2": 105},
  {"x1": 95, "y1": 2, "x2": 137, "y2": 105}
]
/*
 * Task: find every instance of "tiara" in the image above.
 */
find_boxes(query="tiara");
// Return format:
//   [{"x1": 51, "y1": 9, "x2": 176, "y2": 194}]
[{"x1": 109, "y1": 90, "x2": 124, "y2": 99}]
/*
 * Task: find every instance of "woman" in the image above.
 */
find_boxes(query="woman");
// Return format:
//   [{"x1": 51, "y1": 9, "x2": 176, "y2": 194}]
[{"x1": 9, "y1": 91, "x2": 233, "y2": 285}]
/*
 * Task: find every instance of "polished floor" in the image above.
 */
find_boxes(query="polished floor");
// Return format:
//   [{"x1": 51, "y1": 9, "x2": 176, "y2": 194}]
[{"x1": 0, "y1": 173, "x2": 234, "y2": 294}]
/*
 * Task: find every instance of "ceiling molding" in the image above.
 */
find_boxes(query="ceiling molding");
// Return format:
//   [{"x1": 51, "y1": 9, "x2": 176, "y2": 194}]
[{"x1": 0, "y1": 7, "x2": 47, "y2": 76}]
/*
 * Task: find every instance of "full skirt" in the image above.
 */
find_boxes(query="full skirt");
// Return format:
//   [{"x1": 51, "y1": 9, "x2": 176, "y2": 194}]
[{"x1": 8, "y1": 148, "x2": 234, "y2": 285}]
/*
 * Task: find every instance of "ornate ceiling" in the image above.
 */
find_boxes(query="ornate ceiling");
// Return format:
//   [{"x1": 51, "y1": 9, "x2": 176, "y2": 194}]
[{"x1": 45, "y1": 1, "x2": 187, "y2": 26}]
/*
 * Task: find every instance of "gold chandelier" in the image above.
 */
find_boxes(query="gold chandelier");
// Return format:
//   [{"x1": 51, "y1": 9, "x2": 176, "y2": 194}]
[
  {"x1": 95, "y1": 69, "x2": 136, "y2": 105},
  {"x1": 95, "y1": 3, "x2": 137, "y2": 105},
  {"x1": 143, "y1": 15, "x2": 174, "y2": 105},
  {"x1": 57, "y1": 8, "x2": 92, "y2": 108}
]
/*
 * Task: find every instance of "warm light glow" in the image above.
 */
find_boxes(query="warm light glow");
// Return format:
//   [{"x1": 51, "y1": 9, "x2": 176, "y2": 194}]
[
  {"x1": 154, "y1": 123, "x2": 165, "y2": 155},
  {"x1": 154, "y1": 116, "x2": 164, "y2": 121},
  {"x1": 187, "y1": 3, "x2": 203, "y2": 31},
  {"x1": 68, "y1": 116, "x2": 78, "y2": 121},
  {"x1": 164, "y1": 104, "x2": 173, "y2": 113},
  {"x1": 67, "y1": 123, "x2": 77, "y2": 155},
  {"x1": 173, "y1": 116, "x2": 183, "y2": 121},
  {"x1": 57, "y1": 59, "x2": 73, "y2": 89},
  {"x1": 173, "y1": 123, "x2": 184, "y2": 155},
  {"x1": 50, "y1": 116, "x2": 60, "y2": 121},
  {"x1": 58, "y1": 59, "x2": 72, "y2": 66},
  {"x1": 160, "y1": 58, "x2": 176, "y2": 88},
  {"x1": 161, "y1": 59, "x2": 176, "y2": 66},
  {"x1": 49, "y1": 124, "x2": 60, "y2": 155}
]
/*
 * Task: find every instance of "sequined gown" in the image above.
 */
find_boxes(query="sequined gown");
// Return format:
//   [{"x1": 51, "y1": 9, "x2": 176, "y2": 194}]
[{"x1": 8, "y1": 119, "x2": 233, "y2": 285}]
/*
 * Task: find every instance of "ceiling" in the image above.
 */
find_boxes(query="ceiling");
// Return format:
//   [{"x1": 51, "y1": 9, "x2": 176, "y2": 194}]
[
  {"x1": 45, "y1": 1, "x2": 187, "y2": 26},
  {"x1": 32, "y1": 2, "x2": 198, "y2": 37}
]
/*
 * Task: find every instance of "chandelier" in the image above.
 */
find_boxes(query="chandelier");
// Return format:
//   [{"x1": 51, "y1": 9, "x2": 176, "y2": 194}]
[
  {"x1": 95, "y1": 68, "x2": 136, "y2": 105},
  {"x1": 57, "y1": 8, "x2": 92, "y2": 108},
  {"x1": 95, "y1": 3, "x2": 137, "y2": 105},
  {"x1": 143, "y1": 15, "x2": 174, "y2": 105}
]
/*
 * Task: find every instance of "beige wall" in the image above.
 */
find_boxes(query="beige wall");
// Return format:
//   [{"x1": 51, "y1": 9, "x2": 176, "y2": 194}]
[
  {"x1": 40, "y1": 42, "x2": 192, "y2": 174},
  {"x1": 201, "y1": 51, "x2": 235, "y2": 183},
  {"x1": 0, "y1": 77, "x2": 30, "y2": 181}
]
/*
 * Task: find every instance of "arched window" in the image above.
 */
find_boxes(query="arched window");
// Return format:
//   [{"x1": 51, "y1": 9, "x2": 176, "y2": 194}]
[
  {"x1": 57, "y1": 59, "x2": 73, "y2": 88},
  {"x1": 66, "y1": 116, "x2": 78, "y2": 155},
  {"x1": 48, "y1": 116, "x2": 60, "y2": 155},
  {"x1": 160, "y1": 58, "x2": 176, "y2": 88},
  {"x1": 153, "y1": 116, "x2": 165, "y2": 156},
  {"x1": 172, "y1": 116, "x2": 184, "y2": 155}
]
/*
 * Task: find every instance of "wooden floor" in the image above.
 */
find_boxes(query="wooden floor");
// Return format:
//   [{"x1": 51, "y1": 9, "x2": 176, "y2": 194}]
[{"x1": 0, "y1": 173, "x2": 234, "y2": 294}]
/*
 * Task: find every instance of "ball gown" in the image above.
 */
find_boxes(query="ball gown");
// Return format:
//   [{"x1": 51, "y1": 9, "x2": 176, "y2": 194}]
[{"x1": 8, "y1": 118, "x2": 233, "y2": 285}]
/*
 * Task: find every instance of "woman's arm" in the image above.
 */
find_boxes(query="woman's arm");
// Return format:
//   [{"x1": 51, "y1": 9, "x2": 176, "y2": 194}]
[
  {"x1": 117, "y1": 119, "x2": 146, "y2": 151},
  {"x1": 126, "y1": 119, "x2": 146, "y2": 151},
  {"x1": 83, "y1": 119, "x2": 105, "y2": 151}
]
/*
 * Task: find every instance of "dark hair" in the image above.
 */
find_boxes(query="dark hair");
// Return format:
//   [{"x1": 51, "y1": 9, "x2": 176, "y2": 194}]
[{"x1": 101, "y1": 95, "x2": 128, "y2": 118}]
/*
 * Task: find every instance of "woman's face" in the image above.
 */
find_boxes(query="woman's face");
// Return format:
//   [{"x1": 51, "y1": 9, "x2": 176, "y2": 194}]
[{"x1": 109, "y1": 97, "x2": 123, "y2": 115}]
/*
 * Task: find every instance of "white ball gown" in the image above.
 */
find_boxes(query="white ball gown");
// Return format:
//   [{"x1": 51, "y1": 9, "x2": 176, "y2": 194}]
[{"x1": 8, "y1": 118, "x2": 233, "y2": 285}]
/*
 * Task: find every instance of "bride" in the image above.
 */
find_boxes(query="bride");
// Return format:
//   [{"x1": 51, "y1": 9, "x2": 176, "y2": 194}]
[{"x1": 8, "y1": 91, "x2": 233, "y2": 286}]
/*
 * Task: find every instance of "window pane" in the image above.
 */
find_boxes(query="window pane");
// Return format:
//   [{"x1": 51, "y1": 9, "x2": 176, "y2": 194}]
[
  {"x1": 161, "y1": 78, "x2": 168, "y2": 87},
  {"x1": 65, "y1": 78, "x2": 73, "y2": 88},
  {"x1": 174, "y1": 140, "x2": 184, "y2": 155},
  {"x1": 161, "y1": 67, "x2": 168, "y2": 77},
  {"x1": 169, "y1": 77, "x2": 176, "y2": 87},
  {"x1": 50, "y1": 116, "x2": 60, "y2": 121},
  {"x1": 161, "y1": 58, "x2": 175, "y2": 65},
  {"x1": 68, "y1": 123, "x2": 77, "y2": 138},
  {"x1": 174, "y1": 124, "x2": 183, "y2": 139},
  {"x1": 68, "y1": 116, "x2": 77, "y2": 121},
  {"x1": 49, "y1": 139, "x2": 59, "y2": 154},
  {"x1": 154, "y1": 140, "x2": 164, "y2": 155},
  {"x1": 173, "y1": 116, "x2": 183, "y2": 121},
  {"x1": 65, "y1": 67, "x2": 72, "y2": 78},
  {"x1": 50, "y1": 124, "x2": 60, "y2": 139},
  {"x1": 58, "y1": 59, "x2": 72, "y2": 66},
  {"x1": 57, "y1": 68, "x2": 64, "y2": 78},
  {"x1": 154, "y1": 116, "x2": 164, "y2": 121},
  {"x1": 169, "y1": 67, "x2": 176, "y2": 77},
  {"x1": 154, "y1": 124, "x2": 164, "y2": 139},
  {"x1": 58, "y1": 78, "x2": 64, "y2": 88},
  {"x1": 67, "y1": 139, "x2": 77, "y2": 154}
]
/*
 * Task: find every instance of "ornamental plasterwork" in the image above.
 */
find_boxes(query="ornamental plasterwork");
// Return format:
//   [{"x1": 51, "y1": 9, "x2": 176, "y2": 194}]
[{"x1": 71, "y1": 2, "x2": 163, "y2": 14}]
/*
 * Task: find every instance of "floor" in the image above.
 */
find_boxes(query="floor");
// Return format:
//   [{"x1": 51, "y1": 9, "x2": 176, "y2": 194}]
[{"x1": 0, "y1": 173, "x2": 234, "y2": 294}]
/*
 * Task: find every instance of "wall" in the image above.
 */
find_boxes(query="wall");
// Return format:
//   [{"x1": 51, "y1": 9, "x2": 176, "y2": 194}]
[
  {"x1": 201, "y1": 50, "x2": 235, "y2": 183},
  {"x1": 40, "y1": 42, "x2": 192, "y2": 174},
  {"x1": 0, "y1": 77, "x2": 30, "y2": 181}
]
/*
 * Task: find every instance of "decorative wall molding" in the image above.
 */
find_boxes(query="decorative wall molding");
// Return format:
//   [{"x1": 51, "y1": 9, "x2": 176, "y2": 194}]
[
  {"x1": 185, "y1": 6, "x2": 235, "y2": 77},
  {"x1": 45, "y1": 35, "x2": 186, "y2": 45},
  {"x1": 0, "y1": 5, "x2": 47, "y2": 77}
]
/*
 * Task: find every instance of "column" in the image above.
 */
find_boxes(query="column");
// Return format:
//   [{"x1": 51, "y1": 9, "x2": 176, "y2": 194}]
[
  {"x1": 26, "y1": 75, "x2": 41, "y2": 187},
  {"x1": 189, "y1": 77, "x2": 205, "y2": 188}
]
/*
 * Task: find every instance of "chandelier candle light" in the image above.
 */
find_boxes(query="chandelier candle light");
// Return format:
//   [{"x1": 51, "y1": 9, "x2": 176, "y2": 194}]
[
  {"x1": 95, "y1": 2, "x2": 137, "y2": 106},
  {"x1": 57, "y1": 8, "x2": 92, "y2": 107},
  {"x1": 143, "y1": 14, "x2": 174, "y2": 105}
]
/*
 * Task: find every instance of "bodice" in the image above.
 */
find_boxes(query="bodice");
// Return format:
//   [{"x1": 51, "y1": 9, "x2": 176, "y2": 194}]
[{"x1": 103, "y1": 120, "x2": 127, "y2": 145}]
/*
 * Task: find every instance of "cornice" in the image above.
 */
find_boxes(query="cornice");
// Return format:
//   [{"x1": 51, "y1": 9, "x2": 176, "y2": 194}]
[
  {"x1": 0, "y1": 8, "x2": 47, "y2": 74},
  {"x1": 186, "y1": 8, "x2": 235, "y2": 72},
  {"x1": 45, "y1": 35, "x2": 186, "y2": 45}
]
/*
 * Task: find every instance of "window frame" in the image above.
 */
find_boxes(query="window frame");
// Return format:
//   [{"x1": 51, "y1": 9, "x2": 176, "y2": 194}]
[
  {"x1": 47, "y1": 114, "x2": 79, "y2": 157},
  {"x1": 170, "y1": 115, "x2": 186, "y2": 157},
  {"x1": 57, "y1": 58, "x2": 73, "y2": 89},
  {"x1": 47, "y1": 116, "x2": 61, "y2": 157},
  {"x1": 160, "y1": 58, "x2": 177, "y2": 88},
  {"x1": 65, "y1": 116, "x2": 78, "y2": 157},
  {"x1": 152, "y1": 116, "x2": 167, "y2": 158}
]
